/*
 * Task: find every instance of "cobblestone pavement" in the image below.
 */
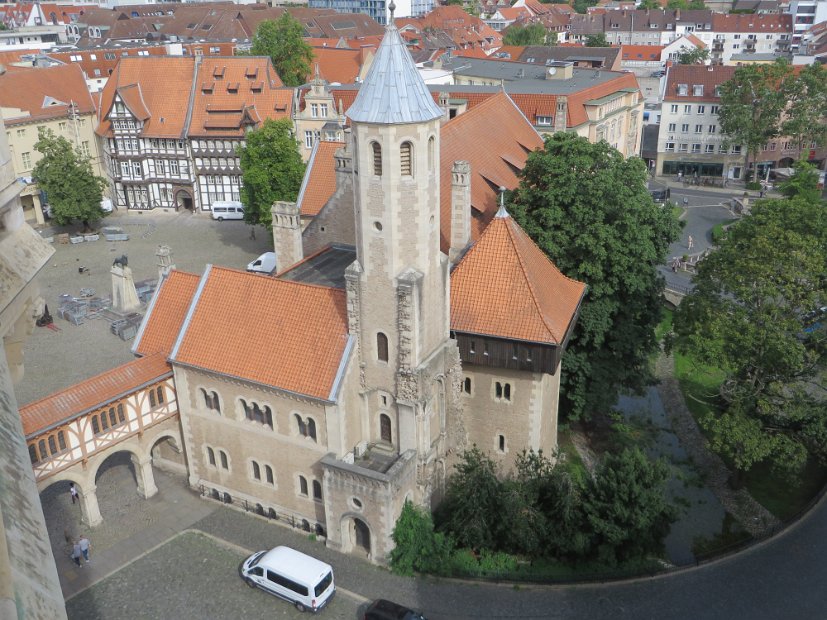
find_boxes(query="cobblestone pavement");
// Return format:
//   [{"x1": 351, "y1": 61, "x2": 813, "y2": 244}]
[
  {"x1": 654, "y1": 353, "x2": 780, "y2": 536},
  {"x1": 18, "y1": 211, "x2": 270, "y2": 406}
]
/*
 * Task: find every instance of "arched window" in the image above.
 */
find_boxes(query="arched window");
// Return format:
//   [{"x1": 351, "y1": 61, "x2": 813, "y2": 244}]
[
  {"x1": 313, "y1": 480, "x2": 322, "y2": 500},
  {"x1": 252, "y1": 461, "x2": 261, "y2": 480},
  {"x1": 400, "y1": 141, "x2": 413, "y2": 176},
  {"x1": 307, "y1": 418, "x2": 317, "y2": 442},
  {"x1": 207, "y1": 447, "x2": 216, "y2": 466},
  {"x1": 295, "y1": 413, "x2": 306, "y2": 436},
  {"x1": 28, "y1": 444, "x2": 38, "y2": 464},
  {"x1": 92, "y1": 417, "x2": 101, "y2": 435},
  {"x1": 149, "y1": 390, "x2": 157, "y2": 408},
  {"x1": 265, "y1": 465, "x2": 274, "y2": 485},
  {"x1": 380, "y1": 413, "x2": 392, "y2": 443},
  {"x1": 299, "y1": 475, "x2": 308, "y2": 496},
  {"x1": 211, "y1": 392, "x2": 221, "y2": 413},
  {"x1": 371, "y1": 141, "x2": 382, "y2": 176},
  {"x1": 219, "y1": 450, "x2": 229, "y2": 470},
  {"x1": 377, "y1": 332, "x2": 389, "y2": 362},
  {"x1": 428, "y1": 136, "x2": 435, "y2": 171},
  {"x1": 108, "y1": 408, "x2": 117, "y2": 427},
  {"x1": 157, "y1": 387, "x2": 165, "y2": 404},
  {"x1": 263, "y1": 406, "x2": 273, "y2": 430},
  {"x1": 117, "y1": 403, "x2": 125, "y2": 423}
]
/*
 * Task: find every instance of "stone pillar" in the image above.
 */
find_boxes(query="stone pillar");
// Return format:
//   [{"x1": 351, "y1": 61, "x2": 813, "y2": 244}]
[
  {"x1": 554, "y1": 97, "x2": 568, "y2": 133},
  {"x1": 270, "y1": 201, "x2": 303, "y2": 273},
  {"x1": 30, "y1": 193, "x2": 45, "y2": 226},
  {"x1": 111, "y1": 264, "x2": 141, "y2": 312},
  {"x1": 449, "y1": 161, "x2": 471, "y2": 263},
  {"x1": 132, "y1": 454, "x2": 158, "y2": 499},
  {"x1": 155, "y1": 245, "x2": 175, "y2": 282},
  {"x1": 80, "y1": 485, "x2": 103, "y2": 527}
]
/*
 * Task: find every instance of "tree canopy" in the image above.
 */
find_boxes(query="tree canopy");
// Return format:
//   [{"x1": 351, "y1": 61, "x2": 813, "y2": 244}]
[
  {"x1": 717, "y1": 59, "x2": 794, "y2": 181},
  {"x1": 668, "y1": 0, "x2": 706, "y2": 8},
  {"x1": 33, "y1": 127, "x2": 108, "y2": 227},
  {"x1": 237, "y1": 118, "x2": 305, "y2": 230},
  {"x1": 247, "y1": 13, "x2": 314, "y2": 87},
  {"x1": 676, "y1": 47, "x2": 709, "y2": 65},
  {"x1": 674, "y1": 196, "x2": 826, "y2": 476},
  {"x1": 779, "y1": 159, "x2": 823, "y2": 204},
  {"x1": 781, "y1": 63, "x2": 827, "y2": 152},
  {"x1": 502, "y1": 23, "x2": 555, "y2": 46},
  {"x1": 585, "y1": 32, "x2": 608, "y2": 47},
  {"x1": 509, "y1": 133, "x2": 680, "y2": 421}
]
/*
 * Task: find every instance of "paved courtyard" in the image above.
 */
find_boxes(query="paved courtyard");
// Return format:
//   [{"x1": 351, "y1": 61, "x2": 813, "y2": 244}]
[{"x1": 18, "y1": 211, "x2": 271, "y2": 406}]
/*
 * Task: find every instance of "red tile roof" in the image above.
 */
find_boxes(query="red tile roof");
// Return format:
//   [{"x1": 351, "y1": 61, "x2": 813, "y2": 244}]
[
  {"x1": 663, "y1": 64, "x2": 736, "y2": 102},
  {"x1": 298, "y1": 141, "x2": 344, "y2": 217},
  {"x1": 189, "y1": 56, "x2": 291, "y2": 137},
  {"x1": 134, "y1": 270, "x2": 201, "y2": 357},
  {"x1": 0, "y1": 63, "x2": 97, "y2": 125},
  {"x1": 20, "y1": 352, "x2": 172, "y2": 437},
  {"x1": 621, "y1": 44, "x2": 664, "y2": 61},
  {"x1": 712, "y1": 13, "x2": 792, "y2": 33},
  {"x1": 97, "y1": 56, "x2": 197, "y2": 138},
  {"x1": 451, "y1": 210, "x2": 586, "y2": 345},
  {"x1": 311, "y1": 46, "x2": 375, "y2": 83},
  {"x1": 171, "y1": 266, "x2": 349, "y2": 401},
  {"x1": 440, "y1": 91, "x2": 543, "y2": 252}
]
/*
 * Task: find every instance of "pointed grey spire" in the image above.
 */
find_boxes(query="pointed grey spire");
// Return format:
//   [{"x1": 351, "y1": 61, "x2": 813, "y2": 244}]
[
  {"x1": 495, "y1": 186, "x2": 509, "y2": 218},
  {"x1": 346, "y1": 5, "x2": 443, "y2": 125}
]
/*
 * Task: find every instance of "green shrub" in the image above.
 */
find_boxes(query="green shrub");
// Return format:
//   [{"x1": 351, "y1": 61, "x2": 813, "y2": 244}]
[
  {"x1": 448, "y1": 548, "x2": 480, "y2": 576},
  {"x1": 477, "y1": 549, "x2": 519, "y2": 575},
  {"x1": 745, "y1": 181, "x2": 762, "y2": 191}
]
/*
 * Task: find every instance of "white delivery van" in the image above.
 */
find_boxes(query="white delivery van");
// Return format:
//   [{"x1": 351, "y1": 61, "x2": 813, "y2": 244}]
[
  {"x1": 247, "y1": 252, "x2": 277, "y2": 274},
  {"x1": 240, "y1": 546, "x2": 335, "y2": 612},
  {"x1": 211, "y1": 201, "x2": 244, "y2": 221}
]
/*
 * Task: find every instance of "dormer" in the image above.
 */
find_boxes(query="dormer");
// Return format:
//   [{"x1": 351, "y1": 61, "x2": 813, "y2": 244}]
[{"x1": 213, "y1": 66, "x2": 225, "y2": 79}]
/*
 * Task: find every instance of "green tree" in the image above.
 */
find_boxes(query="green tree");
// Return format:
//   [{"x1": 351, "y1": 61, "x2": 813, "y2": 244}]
[
  {"x1": 638, "y1": 0, "x2": 660, "y2": 8},
  {"x1": 237, "y1": 118, "x2": 305, "y2": 230},
  {"x1": 510, "y1": 133, "x2": 681, "y2": 421},
  {"x1": 247, "y1": 13, "x2": 313, "y2": 87},
  {"x1": 583, "y1": 448, "x2": 677, "y2": 564},
  {"x1": 668, "y1": 0, "x2": 705, "y2": 8},
  {"x1": 779, "y1": 159, "x2": 822, "y2": 204},
  {"x1": 573, "y1": 0, "x2": 599, "y2": 13},
  {"x1": 781, "y1": 63, "x2": 827, "y2": 152},
  {"x1": 390, "y1": 500, "x2": 452, "y2": 576},
  {"x1": 676, "y1": 47, "x2": 709, "y2": 65},
  {"x1": 674, "y1": 197, "x2": 826, "y2": 477},
  {"x1": 434, "y1": 446, "x2": 505, "y2": 551},
  {"x1": 718, "y1": 59, "x2": 794, "y2": 182},
  {"x1": 513, "y1": 450, "x2": 589, "y2": 559},
  {"x1": 585, "y1": 32, "x2": 608, "y2": 47},
  {"x1": 502, "y1": 23, "x2": 554, "y2": 46},
  {"x1": 32, "y1": 127, "x2": 107, "y2": 228}
]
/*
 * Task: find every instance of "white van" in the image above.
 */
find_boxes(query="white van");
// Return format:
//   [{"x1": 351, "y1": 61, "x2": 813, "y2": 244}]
[
  {"x1": 247, "y1": 252, "x2": 277, "y2": 274},
  {"x1": 240, "y1": 546, "x2": 335, "y2": 612},
  {"x1": 211, "y1": 201, "x2": 244, "y2": 221}
]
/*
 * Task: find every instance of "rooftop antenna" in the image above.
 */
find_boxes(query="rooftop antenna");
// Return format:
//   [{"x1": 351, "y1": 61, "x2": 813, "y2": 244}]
[
  {"x1": 388, "y1": 0, "x2": 395, "y2": 25},
  {"x1": 496, "y1": 186, "x2": 509, "y2": 218}
]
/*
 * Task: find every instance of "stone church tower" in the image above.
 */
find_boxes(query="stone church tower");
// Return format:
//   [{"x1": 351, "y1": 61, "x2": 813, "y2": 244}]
[{"x1": 323, "y1": 4, "x2": 464, "y2": 558}]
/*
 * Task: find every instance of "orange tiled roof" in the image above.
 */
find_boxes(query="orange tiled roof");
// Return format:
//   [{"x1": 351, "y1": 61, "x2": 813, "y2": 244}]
[
  {"x1": 711, "y1": 13, "x2": 792, "y2": 33},
  {"x1": 439, "y1": 91, "x2": 543, "y2": 253},
  {"x1": 0, "y1": 64, "x2": 97, "y2": 124},
  {"x1": 97, "y1": 56, "x2": 196, "y2": 138},
  {"x1": 20, "y1": 352, "x2": 172, "y2": 437},
  {"x1": 189, "y1": 56, "x2": 291, "y2": 137},
  {"x1": 621, "y1": 44, "x2": 664, "y2": 61},
  {"x1": 664, "y1": 64, "x2": 736, "y2": 102},
  {"x1": 450, "y1": 210, "x2": 586, "y2": 345},
  {"x1": 171, "y1": 266, "x2": 349, "y2": 401},
  {"x1": 311, "y1": 46, "x2": 374, "y2": 83},
  {"x1": 134, "y1": 270, "x2": 201, "y2": 357},
  {"x1": 298, "y1": 141, "x2": 344, "y2": 217}
]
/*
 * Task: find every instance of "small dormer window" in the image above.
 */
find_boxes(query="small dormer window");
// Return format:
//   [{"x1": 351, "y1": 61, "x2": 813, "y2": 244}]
[
  {"x1": 693, "y1": 85, "x2": 703, "y2": 96},
  {"x1": 678, "y1": 84, "x2": 688, "y2": 96}
]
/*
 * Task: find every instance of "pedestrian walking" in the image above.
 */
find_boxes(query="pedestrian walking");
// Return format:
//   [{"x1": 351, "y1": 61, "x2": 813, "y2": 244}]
[
  {"x1": 71, "y1": 541, "x2": 82, "y2": 568},
  {"x1": 249, "y1": 226, "x2": 256, "y2": 240},
  {"x1": 79, "y1": 534, "x2": 91, "y2": 563},
  {"x1": 69, "y1": 482, "x2": 78, "y2": 505},
  {"x1": 687, "y1": 235, "x2": 694, "y2": 251}
]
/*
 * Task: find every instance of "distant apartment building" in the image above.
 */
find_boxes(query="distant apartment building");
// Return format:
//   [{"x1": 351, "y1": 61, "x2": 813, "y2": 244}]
[
  {"x1": 786, "y1": 0, "x2": 827, "y2": 51},
  {"x1": 708, "y1": 14, "x2": 792, "y2": 64},
  {"x1": 96, "y1": 55, "x2": 292, "y2": 213},
  {"x1": 0, "y1": 63, "x2": 104, "y2": 225},
  {"x1": 308, "y1": 0, "x2": 433, "y2": 24}
]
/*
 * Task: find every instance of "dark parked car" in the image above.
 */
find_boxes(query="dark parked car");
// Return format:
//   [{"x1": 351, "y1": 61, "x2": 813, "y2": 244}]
[{"x1": 364, "y1": 599, "x2": 427, "y2": 620}]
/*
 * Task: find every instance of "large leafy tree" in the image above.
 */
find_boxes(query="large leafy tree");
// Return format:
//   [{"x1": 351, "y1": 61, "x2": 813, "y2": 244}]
[
  {"x1": 781, "y1": 63, "x2": 827, "y2": 153},
  {"x1": 510, "y1": 133, "x2": 680, "y2": 421},
  {"x1": 585, "y1": 33, "x2": 608, "y2": 47},
  {"x1": 676, "y1": 47, "x2": 709, "y2": 65},
  {"x1": 390, "y1": 500, "x2": 452, "y2": 576},
  {"x1": 583, "y1": 448, "x2": 677, "y2": 564},
  {"x1": 237, "y1": 118, "x2": 305, "y2": 230},
  {"x1": 674, "y1": 197, "x2": 826, "y2": 477},
  {"x1": 718, "y1": 59, "x2": 793, "y2": 182},
  {"x1": 779, "y1": 159, "x2": 822, "y2": 204},
  {"x1": 247, "y1": 13, "x2": 313, "y2": 87},
  {"x1": 434, "y1": 446, "x2": 505, "y2": 551},
  {"x1": 503, "y1": 23, "x2": 555, "y2": 46},
  {"x1": 33, "y1": 127, "x2": 107, "y2": 227}
]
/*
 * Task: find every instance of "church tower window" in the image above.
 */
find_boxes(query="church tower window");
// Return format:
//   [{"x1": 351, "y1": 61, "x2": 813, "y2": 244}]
[
  {"x1": 428, "y1": 136, "x2": 434, "y2": 171},
  {"x1": 400, "y1": 141, "x2": 413, "y2": 176},
  {"x1": 371, "y1": 141, "x2": 382, "y2": 176},
  {"x1": 377, "y1": 332, "x2": 389, "y2": 362}
]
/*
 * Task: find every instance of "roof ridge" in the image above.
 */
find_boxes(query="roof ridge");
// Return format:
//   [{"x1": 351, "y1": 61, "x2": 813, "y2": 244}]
[
  {"x1": 501, "y1": 217, "x2": 560, "y2": 343},
  {"x1": 210, "y1": 264, "x2": 347, "y2": 294}
]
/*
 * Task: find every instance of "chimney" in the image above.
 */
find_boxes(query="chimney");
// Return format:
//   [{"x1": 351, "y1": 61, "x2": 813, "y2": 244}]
[
  {"x1": 155, "y1": 245, "x2": 175, "y2": 281},
  {"x1": 545, "y1": 60, "x2": 574, "y2": 80},
  {"x1": 449, "y1": 160, "x2": 472, "y2": 263},
  {"x1": 271, "y1": 201, "x2": 303, "y2": 272},
  {"x1": 554, "y1": 96, "x2": 568, "y2": 132}
]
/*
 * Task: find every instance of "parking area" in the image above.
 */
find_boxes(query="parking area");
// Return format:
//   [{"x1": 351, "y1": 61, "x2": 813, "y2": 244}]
[{"x1": 18, "y1": 211, "x2": 271, "y2": 406}]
